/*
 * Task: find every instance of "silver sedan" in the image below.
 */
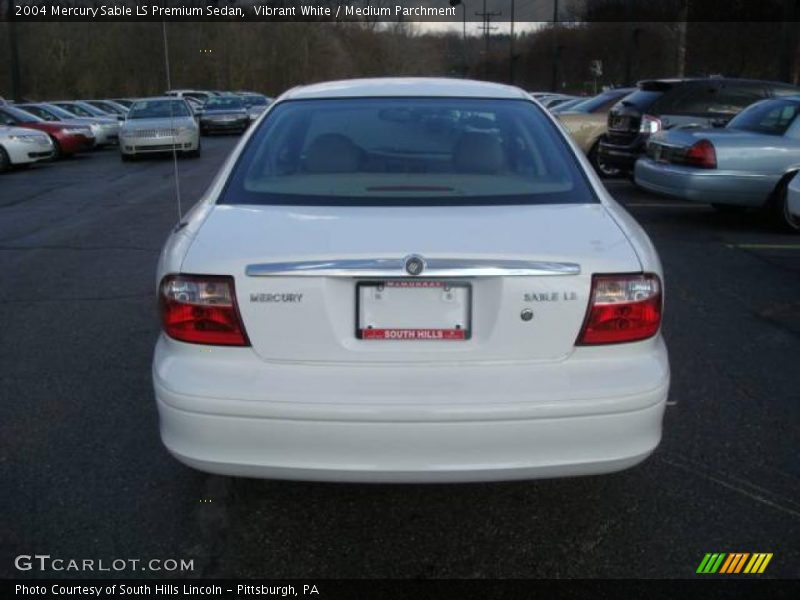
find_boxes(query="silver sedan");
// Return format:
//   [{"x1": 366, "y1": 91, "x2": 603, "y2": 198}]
[
  {"x1": 634, "y1": 96, "x2": 800, "y2": 231},
  {"x1": 119, "y1": 97, "x2": 200, "y2": 160}
]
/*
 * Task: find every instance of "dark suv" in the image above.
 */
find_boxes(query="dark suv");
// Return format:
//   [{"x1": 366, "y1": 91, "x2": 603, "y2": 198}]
[{"x1": 598, "y1": 78, "x2": 800, "y2": 173}]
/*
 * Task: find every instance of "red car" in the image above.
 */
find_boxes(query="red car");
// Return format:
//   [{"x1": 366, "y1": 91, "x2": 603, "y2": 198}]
[{"x1": 0, "y1": 105, "x2": 95, "y2": 157}]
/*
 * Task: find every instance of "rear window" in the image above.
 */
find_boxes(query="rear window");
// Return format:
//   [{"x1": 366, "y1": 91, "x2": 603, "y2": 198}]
[
  {"x1": 727, "y1": 99, "x2": 800, "y2": 135},
  {"x1": 128, "y1": 99, "x2": 191, "y2": 119},
  {"x1": 219, "y1": 98, "x2": 597, "y2": 206},
  {"x1": 568, "y1": 90, "x2": 634, "y2": 114},
  {"x1": 653, "y1": 83, "x2": 765, "y2": 116},
  {"x1": 615, "y1": 90, "x2": 663, "y2": 112},
  {"x1": 205, "y1": 97, "x2": 244, "y2": 110}
]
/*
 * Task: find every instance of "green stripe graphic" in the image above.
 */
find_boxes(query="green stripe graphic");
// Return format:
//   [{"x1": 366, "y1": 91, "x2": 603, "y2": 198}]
[
  {"x1": 697, "y1": 553, "x2": 727, "y2": 573},
  {"x1": 696, "y1": 554, "x2": 713, "y2": 573}
]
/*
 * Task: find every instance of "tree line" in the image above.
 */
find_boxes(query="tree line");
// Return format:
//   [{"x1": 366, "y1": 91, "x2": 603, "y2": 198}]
[{"x1": 0, "y1": 20, "x2": 797, "y2": 100}]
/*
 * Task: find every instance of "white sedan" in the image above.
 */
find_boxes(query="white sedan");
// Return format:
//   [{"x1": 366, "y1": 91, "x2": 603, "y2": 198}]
[
  {"x1": 0, "y1": 125, "x2": 54, "y2": 172},
  {"x1": 153, "y1": 78, "x2": 670, "y2": 482}
]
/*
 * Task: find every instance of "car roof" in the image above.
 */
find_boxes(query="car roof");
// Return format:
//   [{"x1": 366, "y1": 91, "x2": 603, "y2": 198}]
[
  {"x1": 638, "y1": 77, "x2": 798, "y2": 88},
  {"x1": 133, "y1": 96, "x2": 189, "y2": 102},
  {"x1": 281, "y1": 78, "x2": 531, "y2": 101}
]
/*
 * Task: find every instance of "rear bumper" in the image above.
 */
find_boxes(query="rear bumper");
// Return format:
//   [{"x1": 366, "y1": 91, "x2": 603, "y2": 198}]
[
  {"x1": 153, "y1": 335, "x2": 670, "y2": 482},
  {"x1": 200, "y1": 118, "x2": 249, "y2": 132},
  {"x1": 598, "y1": 134, "x2": 647, "y2": 171},
  {"x1": 120, "y1": 133, "x2": 198, "y2": 155},
  {"x1": 634, "y1": 158, "x2": 777, "y2": 207}
]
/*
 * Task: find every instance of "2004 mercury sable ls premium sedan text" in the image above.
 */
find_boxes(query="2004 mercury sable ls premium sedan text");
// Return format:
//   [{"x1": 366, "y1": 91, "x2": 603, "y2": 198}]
[{"x1": 153, "y1": 78, "x2": 670, "y2": 483}]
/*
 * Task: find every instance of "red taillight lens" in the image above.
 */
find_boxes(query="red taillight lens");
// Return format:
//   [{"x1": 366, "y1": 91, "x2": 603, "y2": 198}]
[
  {"x1": 159, "y1": 274, "x2": 249, "y2": 346},
  {"x1": 684, "y1": 139, "x2": 716, "y2": 169},
  {"x1": 577, "y1": 273, "x2": 662, "y2": 345}
]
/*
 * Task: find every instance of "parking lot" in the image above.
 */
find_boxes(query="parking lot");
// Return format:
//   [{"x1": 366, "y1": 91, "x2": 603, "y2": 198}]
[{"x1": 1, "y1": 137, "x2": 798, "y2": 579}]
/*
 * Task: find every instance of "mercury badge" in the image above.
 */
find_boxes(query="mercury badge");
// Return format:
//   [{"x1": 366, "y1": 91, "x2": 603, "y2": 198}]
[{"x1": 404, "y1": 254, "x2": 426, "y2": 276}]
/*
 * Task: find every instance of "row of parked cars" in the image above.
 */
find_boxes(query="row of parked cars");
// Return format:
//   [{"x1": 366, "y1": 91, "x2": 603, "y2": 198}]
[
  {"x1": 549, "y1": 77, "x2": 800, "y2": 231},
  {"x1": 0, "y1": 89, "x2": 272, "y2": 170}
]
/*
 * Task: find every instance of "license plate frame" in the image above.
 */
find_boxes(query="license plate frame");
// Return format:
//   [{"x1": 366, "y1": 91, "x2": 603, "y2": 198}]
[{"x1": 356, "y1": 280, "x2": 472, "y2": 341}]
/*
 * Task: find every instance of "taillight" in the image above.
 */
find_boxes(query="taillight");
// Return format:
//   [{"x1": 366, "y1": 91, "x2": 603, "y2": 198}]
[
  {"x1": 577, "y1": 274, "x2": 662, "y2": 345},
  {"x1": 639, "y1": 114, "x2": 662, "y2": 135},
  {"x1": 683, "y1": 139, "x2": 717, "y2": 169},
  {"x1": 159, "y1": 274, "x2": 249, "y2": 346}
]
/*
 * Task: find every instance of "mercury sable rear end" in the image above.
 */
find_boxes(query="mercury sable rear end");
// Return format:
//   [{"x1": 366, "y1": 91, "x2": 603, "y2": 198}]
[{"x1": 153, "y1": 78, "x2": 669, "y2": 482}]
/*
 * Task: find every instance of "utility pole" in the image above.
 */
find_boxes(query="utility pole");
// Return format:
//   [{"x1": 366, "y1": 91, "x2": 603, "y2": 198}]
[
  {"x1": 550, "y1": 0, "x2": 559, "y2": 91},
  {"x1": 509, "y1": 0, "x2": 516, "y2": 84},
  {"x1": 476, "y1": 0, "x2": 501, "y2": 76},
  {"x1": 675, "y1": 0, "x2": 689, "y2": 78},
  {"x1": 778, "y1": 0, "x2": 799, "y2": 83},
  {"x1": 6, "y1": 0, "x2": 22, "y2": 101},
  {"x1": 449, "y1": 0, "x2": 468, "y2": 77}
]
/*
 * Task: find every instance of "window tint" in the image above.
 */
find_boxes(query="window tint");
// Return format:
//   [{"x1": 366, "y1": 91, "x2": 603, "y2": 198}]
[
  {"x1": 205, "y1": 97, "x2": 244, "y2": 110},
  {"x1": 242, "y1": 95, "x2": 268, "y2": 107},
  {"x1": 57, "y1": 103, "x2": 92, "y2": 117},
  {"x1": 655, "y1": 82, "x2": 764, "y2": 116},
  {"x1": 128, "y1": 100, "x2": 191, "y2": 119},
  {"x1": 42, "y1": 104, "x2": 78, "y2": 120},
  {"x1": 568, "y1": 90, "x2": 634, "y2": 114},
  {"x1": 615, "y1": 90, "x2": 662, "y2": 112},
  {"x1": 1, "y1": 106, "x2": 42, "y2": 123},
  {"x1": 20, "y1": 106, "x2": 57, "y2": 121},
  {"x1": 709, "y1": 84, "x2": 765, "y2": 115},
  {"x1": 220, "y1": 98, "x2": 596, "y2": 207},
  {"x1": 727, "y1": 99, "x2": 800, "y2": 135}
]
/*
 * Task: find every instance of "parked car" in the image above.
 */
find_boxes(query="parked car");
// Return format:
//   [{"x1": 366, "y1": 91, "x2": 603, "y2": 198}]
[
  {"x1": 49, "y1": 101, "x2": 121, "y2": 143},
  {"x1": 115, "y1": 98, "x2": 138, "y2": 108},
  {"x1": 52, "y1": 100, "x2": 121, "y2": 121},
  {"x1": 557, "y1": 87, "x2": 636, "y2": 177},
  {"x1": 599, "y1": 78, "x2": 800, "y2": 173},
  {"x1": 16, "y1": 102, "x2": 118, "y2": 147},
  {"x1": 0, "y1": 125, "x2": 54, "y2": 172},
  {"x1": 550, "y1": 97, "x2": 586, "y2": 114},
  {"x1": 541, "y1": 94, "x2": 581, "y2": 109},
  {"x1": 85, "y1": 99, "x2": 129, "y2": 117},
  {"x1": 635, "y1": 96, "x2": 800, "y2": 231},
  {"x1": 166, "y1": 89, "x2": 214, "y2": 104},
  {"x1": 0, "y1": 105, "x2": 94, "y2": 158},
  {"x1": 153, "y1": 77, "x2": 669, "y2": 482},
  {"x1": 788, "y1": 171, "x2": 800, "y2": 225},
  {"x1": 199, "y1": 95, "x2": 249, "y2": 134},
  {"x1": 239, "y1": 93, "x2": 272, "y2": 122},
  {"x1": 119, "y1": 97, "x2": 200, "y2": 161}
]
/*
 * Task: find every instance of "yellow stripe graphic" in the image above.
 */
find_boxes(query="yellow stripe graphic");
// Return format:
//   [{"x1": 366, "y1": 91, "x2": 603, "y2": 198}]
[
  {"x1": 745, "y1": 553, "x2": 770, "y2": 573},
  {"x1": 757, "y1": 554, "x2": 773, "y2": 574}
]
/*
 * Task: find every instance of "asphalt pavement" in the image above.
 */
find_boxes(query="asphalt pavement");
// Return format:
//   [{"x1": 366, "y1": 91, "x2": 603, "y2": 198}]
[{"x1": 1, "y1": 138, "x2": 798, "y2": 579}]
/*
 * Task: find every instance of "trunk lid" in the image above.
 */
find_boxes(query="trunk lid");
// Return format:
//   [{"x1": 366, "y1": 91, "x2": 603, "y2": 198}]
[
  {"x1": 181, "y1": 203, "x2": 641, "y2": 363},
  {"x1": 646, "y1": 127, "x2": 773, "y2": 168}
]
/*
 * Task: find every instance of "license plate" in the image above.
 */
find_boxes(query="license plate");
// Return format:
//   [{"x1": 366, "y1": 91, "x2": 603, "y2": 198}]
[{"x1": 357, "y1": 280, "x2": 471, "y2": 340}]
